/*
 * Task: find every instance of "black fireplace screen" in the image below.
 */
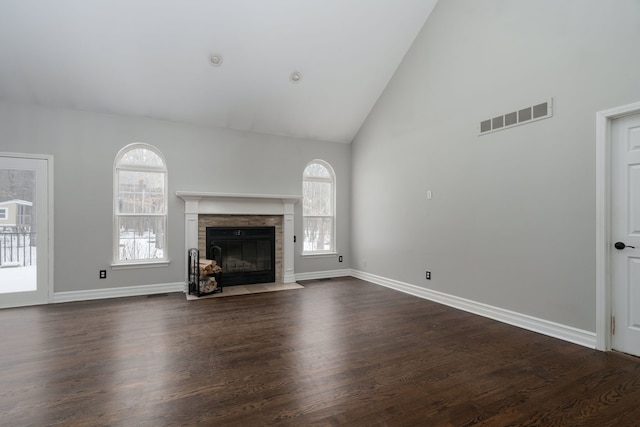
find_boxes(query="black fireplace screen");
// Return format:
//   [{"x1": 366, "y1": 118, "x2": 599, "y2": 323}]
[{"x1": 206, "y1": 226, "x2": 276, "y2": 286}]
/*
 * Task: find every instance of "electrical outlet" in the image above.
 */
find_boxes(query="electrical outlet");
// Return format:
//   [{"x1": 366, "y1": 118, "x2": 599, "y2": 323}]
[
  {"x1": 425, "y1": 271, "x2": 431, "y2": 280},
  {"x1": 338, "y1": 256, "x2": 343, "y2": 262},
  {"x1": 99, "y1": 270, "x2": 107, "y2": 279}
]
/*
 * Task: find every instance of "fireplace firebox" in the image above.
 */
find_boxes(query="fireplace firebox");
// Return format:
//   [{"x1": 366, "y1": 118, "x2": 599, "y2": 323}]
[{"x1": 206, "y1": 226, "x2": 276, "y2": 286}]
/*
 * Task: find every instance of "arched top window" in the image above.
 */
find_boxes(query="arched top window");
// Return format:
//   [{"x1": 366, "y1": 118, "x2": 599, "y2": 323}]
[
  {"x1": 113, "y1": 143, "x2": 168, "y2": 265},
  {"x1": 117, "y1": 146, "x2": 165, "y2": 168},
  {"x1": 302, "y1": 160, "x2": 336, "y2": 254}
]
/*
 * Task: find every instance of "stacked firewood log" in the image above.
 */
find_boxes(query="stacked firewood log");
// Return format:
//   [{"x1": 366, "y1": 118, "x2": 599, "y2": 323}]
[
  {"x1": 200, "y1": 277, "x2": 217, "y2": 293},
  {"x1": 199, "y1": 258, "x2": 222, "y2": 275},
  {"x1": 198, "y1": 259, "x2": 222, "y2": 294}
]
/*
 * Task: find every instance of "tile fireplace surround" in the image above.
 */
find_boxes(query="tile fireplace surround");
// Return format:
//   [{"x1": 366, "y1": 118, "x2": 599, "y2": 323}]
[{"x1": 176, "y1": 192, "x2": 300, "y2": 286}]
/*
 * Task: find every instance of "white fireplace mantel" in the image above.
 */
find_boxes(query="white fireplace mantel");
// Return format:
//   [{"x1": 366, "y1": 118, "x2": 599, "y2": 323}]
[{"x1": 176, "y1": 191, "x2": 301, "y2": 283}]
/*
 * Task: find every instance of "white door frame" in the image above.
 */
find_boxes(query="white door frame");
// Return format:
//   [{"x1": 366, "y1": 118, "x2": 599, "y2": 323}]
[
  {"x1": 0, "y1": 152, "x2": 54, "y2": 305},
  {"x1": 596, "y1": 101, "x2": 640, "y2": 351}
]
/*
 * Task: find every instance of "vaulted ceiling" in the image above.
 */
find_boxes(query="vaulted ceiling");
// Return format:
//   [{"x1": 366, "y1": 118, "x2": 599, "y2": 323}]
[{"x1": 0, "y1": 0, "x2": 438, "y2": 143}]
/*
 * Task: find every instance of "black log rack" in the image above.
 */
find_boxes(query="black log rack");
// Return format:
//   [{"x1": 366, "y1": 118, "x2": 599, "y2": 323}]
[{"x1": 188, "y1": 248, "x2": 223, "y2": 297}]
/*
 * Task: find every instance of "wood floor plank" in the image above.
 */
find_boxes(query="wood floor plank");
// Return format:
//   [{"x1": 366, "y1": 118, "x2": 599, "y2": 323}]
[{"x1": 1, "y1": 277, "x2": 639, "y2": 426}]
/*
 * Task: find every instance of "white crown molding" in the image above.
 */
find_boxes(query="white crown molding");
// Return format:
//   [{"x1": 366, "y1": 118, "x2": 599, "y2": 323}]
[
  {"x1": 350, "y1": 270, "x2": 597, "y2": 349},
  {"x1": 54, "y1": 282, "x2": 184, "y2": 304}
]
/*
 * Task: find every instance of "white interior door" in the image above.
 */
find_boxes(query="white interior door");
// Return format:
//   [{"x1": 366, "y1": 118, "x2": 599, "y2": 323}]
[
  {"x1": 612, "y1": 113, "x2": 640, "y2": 356},
  {"x1": 0, "y1": 155, "x2": 51, "y2": 308}
]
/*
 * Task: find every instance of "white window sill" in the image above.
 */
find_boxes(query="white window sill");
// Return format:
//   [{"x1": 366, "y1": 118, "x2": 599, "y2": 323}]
[
  {"x1": 301, "y1": 252, "x2": 338, "y2": 258},
  {"x1": 111, "y1": 260, "x2": 171, "y2": 270}
]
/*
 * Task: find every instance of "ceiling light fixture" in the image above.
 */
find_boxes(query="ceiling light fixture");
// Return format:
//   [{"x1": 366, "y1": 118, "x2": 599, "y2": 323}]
[
  {"x1": 289, "y1": 71, "x2": 302, "y2": 83},
  {"x1": 208, "y1": 54, "x2": 223, "y2": 67}
]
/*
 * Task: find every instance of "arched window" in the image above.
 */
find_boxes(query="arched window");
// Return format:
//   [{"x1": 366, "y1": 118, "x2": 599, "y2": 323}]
[
  {"x1": 114, "y1": 143, "x2": 168, "y2": 264},
  {"x1": 302, "y1": 160, "x2": 336, "y2": 254}
]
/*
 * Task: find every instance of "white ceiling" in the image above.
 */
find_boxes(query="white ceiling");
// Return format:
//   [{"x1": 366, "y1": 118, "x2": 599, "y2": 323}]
[{"x1": 0, "y1": 0, "x2": 438, "y2": 144}]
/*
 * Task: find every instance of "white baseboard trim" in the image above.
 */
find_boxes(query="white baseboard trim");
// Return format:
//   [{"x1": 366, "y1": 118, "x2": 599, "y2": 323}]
[
  {"x1": 295, "y1": 269, "x2": 351, "y2": 281},
  {"x1": 351, "y1": 270, "x2": 597, "y2": 349},
  {"x1": 54, "y1": 282, "x2": 185, "y2": 304}
]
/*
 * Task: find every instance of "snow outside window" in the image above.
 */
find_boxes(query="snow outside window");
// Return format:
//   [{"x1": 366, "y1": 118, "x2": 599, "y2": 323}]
[
  {"x1": 114, "y1": 143, "x2": 167, "y2": 264},
  {"x1": 302, "y1": 160, "x2": 335, "y2": 254}
]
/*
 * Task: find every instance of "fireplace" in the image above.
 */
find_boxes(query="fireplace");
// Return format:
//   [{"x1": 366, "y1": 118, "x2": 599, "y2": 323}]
[
  {"x1": 176, "y1": 191, "x2": 300, "y2": 286},
  {"x1": 206, "y1": 226, "x2": 276, "y2": 286}
]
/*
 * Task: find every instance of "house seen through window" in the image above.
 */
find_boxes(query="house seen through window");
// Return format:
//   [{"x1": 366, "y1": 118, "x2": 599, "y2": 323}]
[
  {"x1": 302, "y1": 160, "x2": 335, "y2": 254},
  {"x1": 114, "y1": 143, "x2": 167, "y2": 264}
]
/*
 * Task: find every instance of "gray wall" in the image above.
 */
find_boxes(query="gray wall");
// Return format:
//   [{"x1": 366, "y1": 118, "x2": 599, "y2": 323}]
[
  {"x1": 0, "y1": 101, "x2": 351, "y2": 292},
  {"x1": 351, "y1": 0, "x2": 640, "y2": 331}
]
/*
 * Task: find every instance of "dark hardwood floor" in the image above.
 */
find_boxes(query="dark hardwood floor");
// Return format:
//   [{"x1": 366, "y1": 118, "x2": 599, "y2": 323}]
[{"x1": 1, "y1": 277, "x2": 639, "y2": 426}]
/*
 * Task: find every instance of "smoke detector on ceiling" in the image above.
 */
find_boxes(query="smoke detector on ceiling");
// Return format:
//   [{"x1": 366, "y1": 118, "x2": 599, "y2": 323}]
[
  {"x1": 289, "y1": 71, "x2": 302, "y2": 83},
  {"x1": 208, "y1": 54, "x2": 223, "y2": 67}
]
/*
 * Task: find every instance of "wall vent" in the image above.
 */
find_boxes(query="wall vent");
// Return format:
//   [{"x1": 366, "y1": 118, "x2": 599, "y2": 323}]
[{"x1": 479, "y1": 98, "x2": 553, "y2": 135}]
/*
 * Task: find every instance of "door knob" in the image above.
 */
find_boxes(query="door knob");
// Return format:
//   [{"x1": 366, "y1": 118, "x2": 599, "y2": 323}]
[{"x1": 615, "y1": 241, "x2": 636, "y2": 250}]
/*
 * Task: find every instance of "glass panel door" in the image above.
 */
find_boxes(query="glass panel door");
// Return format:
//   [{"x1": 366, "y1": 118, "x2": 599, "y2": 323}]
[{"x1": 0, "y1": 155, "x2": 50, "y2": 308}]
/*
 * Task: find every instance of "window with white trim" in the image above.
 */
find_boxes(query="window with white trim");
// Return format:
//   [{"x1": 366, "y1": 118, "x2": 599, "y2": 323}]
[
  {"x1": 0, "y1": 208, "x2": 7, "y2": 220},
  {"x1": 114, "y1": 143, "x2": 167, "y2": 264},
  {"x1": 302, "y1": 160, "x2": 335, "y2": 254}
]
